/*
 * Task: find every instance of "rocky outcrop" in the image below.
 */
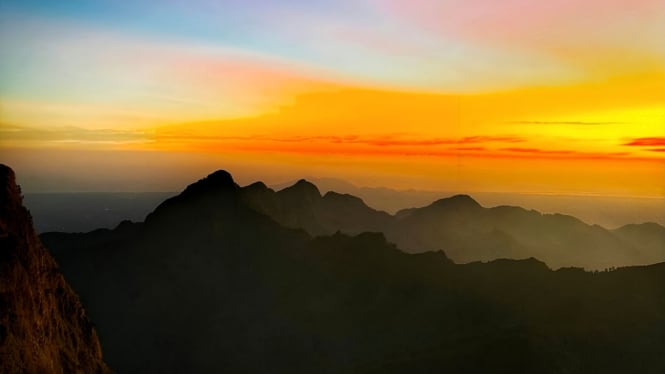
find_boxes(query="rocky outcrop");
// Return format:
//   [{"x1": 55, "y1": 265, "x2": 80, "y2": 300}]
[{"x1": 0, "y1": 164, "x2": 111, "y2": 373}]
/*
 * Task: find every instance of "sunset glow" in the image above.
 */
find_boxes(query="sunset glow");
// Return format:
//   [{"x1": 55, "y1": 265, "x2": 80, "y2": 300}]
[{"x1": 1, "y1": 0, "x2": 663, "y2": 196}]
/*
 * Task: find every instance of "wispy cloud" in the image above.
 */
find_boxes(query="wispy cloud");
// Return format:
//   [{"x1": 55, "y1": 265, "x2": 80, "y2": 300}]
[
  {"x1": 506, "y1": 121, "x2": 626, "y2": 125},
  {"x1": 459, "y1": 136, "x2": 524, "y2": 143},
  {"x1": 143, "y1": 130, "x2": 661, "y2": 162},
  {"x1": 499, "y1": 147, "x2": 636, "y2": 160},
  {"x1": 623, "y1": 137, "x2": 665, "y2": 153},
  {"x1": 623, "y1": 137, "x2": 665, "y2": 147},
  {"x1": 0, "y1": 124, "x2": 151, "y2": 146},
  {"x1": 152, "y1": 133, "x2": 525, "y2": 148},
  {"x1": 502, "y1": 147, "x2": 574, "y2": 155}
]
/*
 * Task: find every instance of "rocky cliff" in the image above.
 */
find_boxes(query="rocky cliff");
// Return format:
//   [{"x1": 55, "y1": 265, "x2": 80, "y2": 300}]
[{"x1": 0, "y1": 164, "x2": 111, "y2": 373}]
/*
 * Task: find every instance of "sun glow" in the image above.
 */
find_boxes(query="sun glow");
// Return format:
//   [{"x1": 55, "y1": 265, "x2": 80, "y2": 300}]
[{"x1": 1, "y1": 0, "x2": 663, "y2": 195}]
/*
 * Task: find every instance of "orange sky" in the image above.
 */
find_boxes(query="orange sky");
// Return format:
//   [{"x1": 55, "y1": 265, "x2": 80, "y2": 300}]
[{"x1": 1, "y1": 0, "x2": 664, "y2": 196}]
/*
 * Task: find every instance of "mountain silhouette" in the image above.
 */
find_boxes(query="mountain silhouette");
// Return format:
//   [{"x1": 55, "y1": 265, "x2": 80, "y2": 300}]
[
  {"x1": 40, "y1": 169, "x2": 665, "y2": 373},
  {"x1": 240, "y1": 178, "x2": 392, "y2": 236},
  {"x1": 240, "y1": 181, "x2": 664, "y2": 269},
  {"x1": 389, "y1": 197, "x2": 652, "y2": 269},
  {"x1": 273, "y1": 177, "x2": 665, "y2": 228},
  {"x1": 0, "y1": 165, "x2": 111, "y2": 373}
]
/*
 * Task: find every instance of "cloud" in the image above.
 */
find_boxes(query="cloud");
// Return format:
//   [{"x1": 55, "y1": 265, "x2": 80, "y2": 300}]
[
  {"x1": 623, "y1": 137, "x2": 665, "y2": 147},
  {"x1": 0, "y1": 124, "x2": 150, "y2": 146},
  {"x1": 146, "y1": 130, "x2": 659, "y2": 162},
  {"x1": 506, "y1": 121, "x2": 626, "y2": 126},
  {"x1": 502, "y1": 147, "x2": 574, "y2": 155},
  {"x1": 459, "y1": 136, "x2": 524, "y2": 143},
  {"x1": 499, "y1": 147, "x2": 639, "y2": 160},
  {"x1": 623, "y1": 137, "x2": 665, "y2": 153},
  {"x1": 321, "y1": 135, "x2": 523, "y2": 147},
  {"x1": 151, "y1": 133, "x2": 525, "y2": 148}
]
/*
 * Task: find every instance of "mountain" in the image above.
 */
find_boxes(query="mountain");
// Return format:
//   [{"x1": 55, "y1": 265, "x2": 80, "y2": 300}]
[
  {"x1": 271, "y1": 177, "x2": 446, "y2": 214},
  {"x1": 273, "y1": 177, "x2": 665, "y2": 228},
  {"x1": 612, "y1": 223, "x2": 665, "y2": 259},
  {"x1": 243, "y1": 182, "x2": 665, "y2": 270},
  {"x1": 389, "y1": 197, "x2": 664, "y2": 269},
  {"x1": 241, "y1": 179, "x2": 392, "y2": 236},
  {"x1": 0, "y1": 165, "x2": 111, "y2": 373},
  {"x1": 41, "y1": 169, "x2": 665, "y2": 373}
]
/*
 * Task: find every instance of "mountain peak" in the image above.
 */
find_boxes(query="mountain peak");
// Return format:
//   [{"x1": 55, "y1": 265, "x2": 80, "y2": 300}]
[
  {"x1": 203, "y1": 169, "x2": 235, "y2": 186},
  {"x1": 449, "y1": 194, "x2": 479, "y2": 203},
  {"x1": 431, "y1": 194, "x2": 481, "y2": 209},
  {"x1": 1, "y1": 164, "x2": 28, "y2": 237},
  {"x1": 0, "y1": 163, "x2": 20, "y2": 213},
  {"x1": 485, "y1": 257, "x2": 550, "y2": 271},
  {"x1": 181, "y1": 169, "x2": 237, "y2": 197},
  {"x1": 323, "y1": 191, "x2": 364, "y2": 205},
  {"x1": 246, "y1": 181, "x2": 268, "y2": 190},
  {"x1": 280, "y1": 179, "x2": 321, "y2": 198},
  {"x1": 295, "y1": 178, "x2": 317, "y2": 188},
  {"x1": 0, "y1": 163, "x2": 16, "y2": 185},
  {"x1": 146, "y1": 169, "x2": 240, "y2": 225}
]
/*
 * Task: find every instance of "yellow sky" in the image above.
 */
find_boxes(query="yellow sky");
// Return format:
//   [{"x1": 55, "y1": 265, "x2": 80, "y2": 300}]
[
  {"x1": 1, "y1": 1, "x2": 664, "y2": 195},
  {"x1": 5, "y1": 72, "x2": 663, "y2": 196}
]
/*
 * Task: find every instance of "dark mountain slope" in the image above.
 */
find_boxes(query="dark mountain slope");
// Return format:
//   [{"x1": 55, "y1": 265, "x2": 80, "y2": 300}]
[
  {"x1": 41, "y1": 170, "x2": 665, "y2": 373},
  {"x1": 0, "y1": 164, "x2": 111, "y2": 373}
]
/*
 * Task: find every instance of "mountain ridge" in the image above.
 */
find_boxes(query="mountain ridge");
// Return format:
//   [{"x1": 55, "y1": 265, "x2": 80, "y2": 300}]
[
  {"x1": 271, "y1": 177, "x2": 665, "y2": 228},
  {"x1": 230, "y1": 171, "x2": 665, "y2": 269}
]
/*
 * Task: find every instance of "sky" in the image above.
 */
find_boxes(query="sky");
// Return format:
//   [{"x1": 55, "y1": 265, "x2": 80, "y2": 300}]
[{"x1": 1, "y1": 0, "x2": 664, "y2": 197}]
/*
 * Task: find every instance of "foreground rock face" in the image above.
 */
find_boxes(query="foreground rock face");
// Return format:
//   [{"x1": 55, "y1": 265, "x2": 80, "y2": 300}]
[{"x1": 0, "y1": 164, "x2": 110, "y2": 373}]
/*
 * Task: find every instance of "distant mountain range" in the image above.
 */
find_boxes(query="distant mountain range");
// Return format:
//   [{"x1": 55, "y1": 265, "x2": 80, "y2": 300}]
[
  {"x1": 273, "y1": 177, "x2": 665, "y2": 228},
  {"x1": 243, "y1": 179, "x2": 665, "y2": 270},
  {"x1": 21, "y1": 178, "x2": 664, "y2": 270},
  {"x1": 38, "y1": 169, "x2": 665, "y2": 373},
  {"x1": 22, "y1": 180, "x2": 665, "y2": 234}
]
